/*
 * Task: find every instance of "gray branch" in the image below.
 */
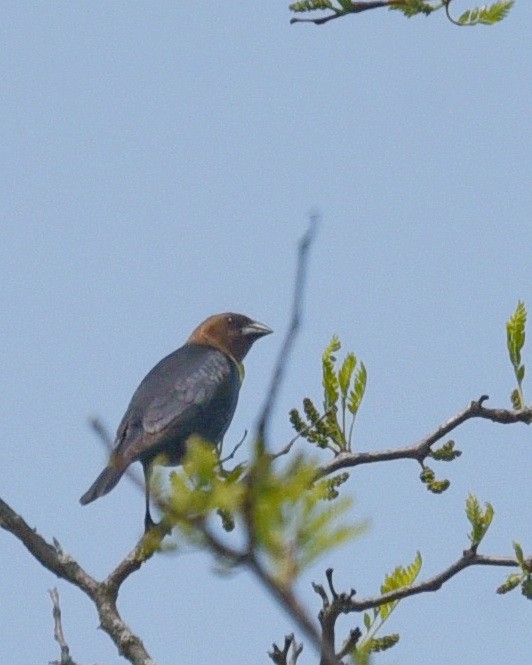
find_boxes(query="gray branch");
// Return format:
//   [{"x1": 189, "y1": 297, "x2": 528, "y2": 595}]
[
  {"x1": 0, "y1": 498, "x2": 155, "y2": 665},
  {"x1": 318, "y1": 396, "x2": 532, "y2": 478}
]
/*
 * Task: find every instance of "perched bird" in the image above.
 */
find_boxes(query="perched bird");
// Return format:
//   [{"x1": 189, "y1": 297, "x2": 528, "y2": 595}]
[{"x1": 80, "y1": 313, "x2": 272, "y2": 529}]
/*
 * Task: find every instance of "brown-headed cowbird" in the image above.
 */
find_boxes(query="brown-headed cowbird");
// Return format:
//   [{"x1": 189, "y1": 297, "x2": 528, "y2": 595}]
[{"x1": 80, "y1": 313, "x2": 272, "y2": 529}]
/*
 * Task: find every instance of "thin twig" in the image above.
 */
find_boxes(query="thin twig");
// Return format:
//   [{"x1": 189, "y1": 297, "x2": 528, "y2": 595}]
[
  {"x1": 269, "y1": 633, "x2": 304, "y2": 665},
  {"x1": 318, "y1": 396, "x2": 532, "y2": 478},
  {"x1": 88, "y1": 416, "x2": 113, "y2": 449},
  {"x1": 324, "y1": 549, "x2": 528, "y2": 613},
  {"x1": 313, "y1": 568, "x2": 357, "y2": 665},
  {"x1": 247, "y1": 553, "x2": 338, "y2": 665},
  {"x1": 256, "y1": 214, "x2": 318, "y2": 448},
  {"x1": 219, "y1": 429, "x2": 247, "y2": 464}
]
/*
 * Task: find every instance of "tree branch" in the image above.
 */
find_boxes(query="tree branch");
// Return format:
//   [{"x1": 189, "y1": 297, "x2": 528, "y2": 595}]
[
  {"x1": 318, "y1": 396, "x2": 532, "y2": 477},
  {"x1": 0, "y1": 497, "x2": 156, "y2": 665},
  {"x1": 325, "y1": 549, "x2": 528, "y2": 613},
  {"x1": 269, "y1": 633, "x2": 303, "y2": 665},
  {"x1": 290, "y1": 1, "x2": 406, "y2": 25}
]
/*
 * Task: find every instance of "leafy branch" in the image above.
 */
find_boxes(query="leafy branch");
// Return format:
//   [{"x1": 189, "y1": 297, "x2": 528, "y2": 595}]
[
  {"x1": 497, "y1": 541, "x2": 532, "y2": 599},
  {"x1": 357, "y1": 552, "x2": 422, "y2": 658},
  {"x1": 2, "y1": 231, "x2": 531, "y2": 665},
  {"x1": 289, "y1": 0, "x2": 514, "y2": 26},
  {"x1": 444, "y1": 0, "x2": 514, "y2": 26},
  {"x1": 290, "y1": 335, "x2": 367, "y2": 453},
  {"x1": 306, "y1": 493, "x2": 529, "y2": 663}
]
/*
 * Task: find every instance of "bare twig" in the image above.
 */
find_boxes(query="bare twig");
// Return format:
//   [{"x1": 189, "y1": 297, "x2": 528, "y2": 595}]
[
  {"x1": 88, "y1": 416, "x2": 113, "y2": 449},
  {"x1": 336, "y1": 628, "x2": 361, "y2": 660},
  {"x1": 247, "y1": 553, "x2": 339, "y2": 665},
  {"x1": 256, "y1": 214, "x2": 318, "y2": 448},
  {"x1": 219, "y1": 429, "x2": 247, "y2": 464},
  {"x1": 318, "y1": 396, "x2": 532, "y2": 478},
  {"x1": 312, "y1": 569, "x2": 357, "y2": 665},
  {"x1": 269, "y1": 633, "x2": 303, "y2": 665},
  {"x1": 49, "y1": 588, "x2": 76, "y2": 665}
]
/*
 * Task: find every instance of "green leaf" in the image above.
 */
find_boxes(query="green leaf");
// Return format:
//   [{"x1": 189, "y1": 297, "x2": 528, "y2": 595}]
[
  {"x1": 513, "y1": 541, "x2": 525, "y2": 565},
  {"x1": 511, "y1": 388, "x2": 523, "y2": 410},
  {"x1": 322, "y1": 472, "x2": 349, "y2": 500},
  {"x1": 252, "y1": 453, "x2": 365, "y2": 585},
  {"x1": 365, "y1": 634, "x2": 400, "y2": 652},
  {"x1": 363, "y1": 612, "x2": 371, "y2": 630},
  {"x1": 429, "y1": 440, "x2": 462, "y2": 461},
  {"x1": 507, "y1": 300, "x2": 526, "y2": 369},
  {"x1": 506, "y1": 301, "x2": 527, "y2": 408},
  {"x1": 337, "y1": 0, "x2": 353, "y2": 10},
  {"x1": 348, "y1": 362, "x2": 367, "y2": 415},
  {"x1": 322, "y1": 335, "x2": 341, "y2": 410},
  {"x1": 379, "y1": 552, "x2": 422, "y2": 620},
  {"x1": 166, "y1": 438, "x2": 246, "y2": 528},
  {"x1": 339, "y1": 353, "x2": 356, "y2": 400},
  {"x1": 289, "y1": 0, "x2": 334, "y2": 13},
  {"x1": 458, "y1": 1, "x2": 514, "y2": 25},
  {"x1": 389, "y1": 0, "x2": 435, "y2": 17},
  {"x1": 466, "y1": 493, "x2": 494, "y2": 547},
  {"x1": 496, "y1": 572, "x2": 523, "y2": 594},
  {"x1": 521, "y1": 576, "x2": 532, "y2": 599}
]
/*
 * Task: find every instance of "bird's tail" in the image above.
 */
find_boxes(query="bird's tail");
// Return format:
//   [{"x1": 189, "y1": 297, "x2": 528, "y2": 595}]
[{"x1": 79, "y1": 463, "x2": 126, "y2": 505}]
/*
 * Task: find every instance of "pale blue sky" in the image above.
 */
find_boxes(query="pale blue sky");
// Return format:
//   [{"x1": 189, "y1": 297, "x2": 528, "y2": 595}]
[{"x1": 1, "y1": 3, "x2": 531, "y2": 664}]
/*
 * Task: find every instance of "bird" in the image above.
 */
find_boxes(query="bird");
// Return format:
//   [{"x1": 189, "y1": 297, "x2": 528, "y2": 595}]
[{"x1": 80, "y1": 312, "x2": 272, "y2": 529}]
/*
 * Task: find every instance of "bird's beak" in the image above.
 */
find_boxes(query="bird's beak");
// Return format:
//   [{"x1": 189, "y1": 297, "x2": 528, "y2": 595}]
[{"x1": 241, "y1": 320, "x2": 273, "y2": 338}]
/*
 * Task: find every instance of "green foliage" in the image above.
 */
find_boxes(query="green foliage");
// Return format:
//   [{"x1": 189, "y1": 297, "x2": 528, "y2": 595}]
[
  {"x1": 251, "y1": 452, "x2": 365, "y2": 585},
  {"x1": 497, "y1": 542, "x2": 532, "y2": 598},
  {"x1": 522, "y1": 576, "x2": 532, "y2": 600},
  {"x1": 429, "y1": 439, "x2": 462, "y2": 461},
  {"x1": 419, "y1": 465, "x2": 450, "y2": 493},
  {"x1": 162, "y1": 438, "x2": 364, "y2": 587},
  {"x1": 357, "y1": 552, "x2": 422, "y2": 658},
  {"x1": 465, "y1": 493, "x2": 494, "y2": 548},
  {"x1": 506, "y1": 301, "x2": 527, "y2": 409},
  {"x1": 389, "y1": 0, "x2": 436, "y2": 17},
  {"x1": 167, "y1": 438, "x2": 246, "y2": 528},
  {"x1": 322, "y1": 472, "x2": 350, "y2": 500},
  {"x1": 457, "y1": 1, "x2": 514, "y2": 25},
  {"x1": 217, "y1": 508, "x2": 235, "y2": 532},
  {"x1": 497, "y1": 572, "x2": 524, "y2": 595},
  {"x1": 289, "y1": 0, "x2": 334, "y2": 12},
  {"x1": 379, "y1": 551, "x2": 423, "y2": 619},
  {"x1": 421, "y1": 440, "x2": 461, "y2": 492},
  {"x1": 289, "y1": 0, "x2": 513, "y2": 26},
  {"x1": 363, "y1": 634, "x2": 400, "y2": 652},
  {"x1": 290, "y1": 336, "x2": 367, "y2": 453},
  {"x1": 322, "y1": 335, "x2": 341, "y2": 410}
]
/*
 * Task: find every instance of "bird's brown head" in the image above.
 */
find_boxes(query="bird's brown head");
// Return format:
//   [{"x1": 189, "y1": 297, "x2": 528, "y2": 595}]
[{"x1": 188, "y1": 313, "x2": 272, "y2": 364}]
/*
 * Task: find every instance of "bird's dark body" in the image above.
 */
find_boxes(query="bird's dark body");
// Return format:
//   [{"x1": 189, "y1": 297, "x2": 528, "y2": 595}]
[
  {"x1": 80, "y1": 311, "x2": 272, "y2": 528},
  {"x1": 114, "y1": 344, "x2": 240, "y2": 467}
]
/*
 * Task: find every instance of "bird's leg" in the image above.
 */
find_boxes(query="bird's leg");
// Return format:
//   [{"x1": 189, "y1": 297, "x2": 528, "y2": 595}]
[{"x1": 142, "y1": 460, "x2": 156, "y2": 531}]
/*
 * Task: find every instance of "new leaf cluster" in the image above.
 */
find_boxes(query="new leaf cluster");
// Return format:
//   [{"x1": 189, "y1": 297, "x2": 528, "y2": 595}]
[{"x1": 290, "y1": 335, "x2": 366, "y2": 453}]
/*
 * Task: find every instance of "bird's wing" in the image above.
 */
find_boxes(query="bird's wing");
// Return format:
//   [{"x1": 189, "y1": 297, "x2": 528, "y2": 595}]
[{"x1": 141, "y1": 350, "x2": 234, "y2": 435}]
